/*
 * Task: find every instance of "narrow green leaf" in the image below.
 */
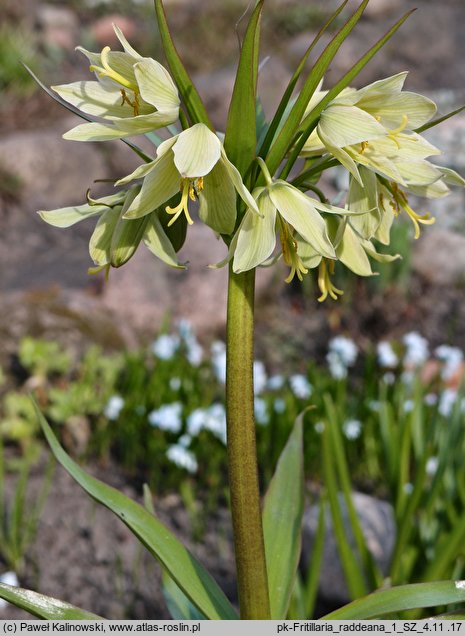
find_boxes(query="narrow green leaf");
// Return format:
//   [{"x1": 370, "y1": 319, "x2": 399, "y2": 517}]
[
  {"x1": 258, "y1": 0, "x2": 350, "y2": 161},
  {"x1": 266, "y1": 0, "x2": 370, "y2": 177},
  {"x1": 162, "y1": 571, "x2": 207, "y2": 620},
  {"x1": 224, "y1": 0, "x2": 263, "y2": 176},
  {"x1": 322, "y1": 417, "x2": 368, "y2": 599},
  {"x1": 302, "y1": 494, "x2": 327, "y2": 619},
  {"x1": 290, "y1": 9, "x2": 415, "y2": 167},
  {"x1": 154, "y1": 0, "x2": 212, "y2": 129},
  {"x1": 33, "y1": 402, "x2": 237, "y2": 620},
  {"x1": 415, "y1": 105, "x2": 465, "y2": 134},
  {"x1": 423, "y1": 515, "x2": 465, "y2": 583},
  {"x1": 263, "y1": 414, "x2": 304, "y2": 619},
  {"x1": 0, "y1": 584, "x2": 102, "y2": 620},
  {"x1": 322, "y1": 581, "x2": 465, "y2": 620},
  {"x1": 324, "y1": 396, "x2": 382, "y2": 590}
]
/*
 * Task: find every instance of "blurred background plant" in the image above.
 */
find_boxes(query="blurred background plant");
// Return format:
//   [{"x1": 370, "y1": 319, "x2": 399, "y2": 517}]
[{"x1": 2, "y1": 319, "x2": 465, "y2": 616}]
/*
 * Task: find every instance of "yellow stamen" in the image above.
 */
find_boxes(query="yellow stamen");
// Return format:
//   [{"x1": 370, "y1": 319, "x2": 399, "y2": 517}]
[
  {"x1": 389, "y1": 182, "x2": 435, "y2": 239},
  {"x1": 317, "y1": 259, "x2": 343, "y2": 302},
  {"x1": 166, "y1": 178, "x2": 205, "y2": 227},
  {"x1": 280, "y1": 222, "x2": 308, "y2": 283},
  {"x1": 360, "y1": 141, "x2": 369, "y2": 154},
  {"x1": 387, "y1": 114, "x2": 409, "y2": 148}
]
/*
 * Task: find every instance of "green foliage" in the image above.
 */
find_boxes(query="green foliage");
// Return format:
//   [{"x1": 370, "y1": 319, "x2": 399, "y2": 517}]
[
  {"x1": 0, "y1": 25, "x2": 40, "y2": 99},
  {"x1": 0, "y1": 444, "x2": 54, "y2": 575},
  {"x1": 19, "y1": 337, "x2": 71, "y2": 378}
]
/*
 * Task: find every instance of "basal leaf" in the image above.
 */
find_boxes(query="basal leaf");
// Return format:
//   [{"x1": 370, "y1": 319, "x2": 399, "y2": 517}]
[
  {"x1": 33, "y1": 402, "x2": 237, "y2": 620},
  {"x1": 322, "y1": 581, "x2": 465, "y2": 620},
  {"x1": 263, "y1": 414, "x2": 304, "y2": 619},
  {"x1": 0, "y1": 584, "x2": 102, "y2": 620}
]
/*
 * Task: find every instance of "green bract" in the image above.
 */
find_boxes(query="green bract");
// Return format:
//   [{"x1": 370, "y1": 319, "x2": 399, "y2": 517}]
[
  {"x1": 117, "y1": 123, "x2": 259, "y2": 235},
  {"x1": 53, "y1": 25, "x2": 180, "y2": 141}
]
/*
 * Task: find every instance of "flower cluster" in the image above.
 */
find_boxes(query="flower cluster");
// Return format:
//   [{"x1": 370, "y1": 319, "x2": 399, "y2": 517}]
[{"x1": 39, "y1": 24, "x2": 465, "y2": 301}]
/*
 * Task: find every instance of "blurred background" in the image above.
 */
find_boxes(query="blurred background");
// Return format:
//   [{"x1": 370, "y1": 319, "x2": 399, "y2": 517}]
[{"x1": 1, "y1": 0, "x2": 465, "y2": 621}]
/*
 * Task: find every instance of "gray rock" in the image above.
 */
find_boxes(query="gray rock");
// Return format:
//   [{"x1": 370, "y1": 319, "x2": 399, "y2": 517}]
[
  {"x1": 301, "y1": 492, "x2": 395, "y2": 605},
  {"x1": 412, "y1": 229, "x2": 465, "y2": 287},
  {"x1": 36, "y1": 4, "x2": 80, "y2": 50}
]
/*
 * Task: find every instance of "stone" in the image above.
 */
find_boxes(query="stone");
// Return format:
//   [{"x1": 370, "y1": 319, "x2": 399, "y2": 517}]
[
  {"x1": 301, "y1": 491, "x2": 395, "y2": 605},
  {"x1": 412, "y1": 230, "x2": 465, "y2": 287},
  {"x1": 36, "y1": 4, "x2": 79, "y2": 50},
  {"x1": 90, "y1": 15, "x2": 138, "y2": 48}
]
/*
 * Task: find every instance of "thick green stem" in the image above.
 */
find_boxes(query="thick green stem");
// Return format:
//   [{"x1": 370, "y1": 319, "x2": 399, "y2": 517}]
[{"x1": 226, "y1": 265, "x2": 271, "y2": 620}]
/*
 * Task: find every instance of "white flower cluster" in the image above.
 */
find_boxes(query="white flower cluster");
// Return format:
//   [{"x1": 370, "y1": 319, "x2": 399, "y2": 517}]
[{"x1": 327, "y1": 336, "x2": 358, "y2": 379}]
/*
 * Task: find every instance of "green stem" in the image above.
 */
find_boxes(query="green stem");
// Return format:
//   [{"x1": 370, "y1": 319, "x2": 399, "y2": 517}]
[{"x1": 226, "y1": 265, "x2": 271, "y2": 620}]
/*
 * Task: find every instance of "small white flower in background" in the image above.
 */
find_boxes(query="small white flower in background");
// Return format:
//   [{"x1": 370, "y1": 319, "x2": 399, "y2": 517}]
[
  {"x1": 404, "y1": 399, "x2": 414, "y2": 413},
  {"x1": 176, "y1": 318, "x2": 194, "y2": 340},
  {"x1": 148, "y1": 402, "x2": 183, "y2": 433},
  {"x1": 169, "y1": 377, "x2": 182, "y2": 391},
  {"x1": 377, "y1": 341, "x2": 398, "y2": 368},
  {"x1": 327, "y1": 336, "x2": 358, "y2": 379},
  {"x1": 426, "y1": 456, "x2": 439, "y2": 477},
  {"x1": 438, "y1": 389, "x2": 458, "y2": 418},
  {"x1": 104, "y1": 395, "x2": 124, "y2": 420},
  {"x1": 0, "y1": 571, "x2": 19, "y2": 609},
  {"x1": 211, "y1": 341, "x2": 227, "y2": 384},
  {"x1": 329, "y1": 336, "x2": 358, "y2": 366},
  {"x1": 401, "y1": 370, "x2": 414, "y2": 386},
  {"x1": 383, "y1": 372, "x2": 396, "y2": 385},
  {"x1": 435, "y1": 344, "x2": 463, "y2": 381},
  {"x1": 424, "y1": 393, "x2": 438, "y2": 406},
  {"x1": 254, "y1": 397, "x2": 269, "y2": 426},
  {"x1": 166, "y1": 445, "x2": 198, "y2": 474},
  {"x1": 177, "y1": 434, "x2": 192, "y2": 448},
  {"x1": 404, "y1": 482, "x2": 414, "y2": 495},
  {"x1": 152, "y1": 334, "x2": 180, "y2": 360},
  {"x1": 289, "y1": 374, "x2": 312, "y2": 400},
  {"x1": 315, "y1": 421, "x2": 325, "y2": 434},
  {"x1": 186, "y1": 403, "x2": 227, "y2": 444},
  {"x1": 403, "y1": 331, "x2": 429, "y2": 367},
  {"x1": 367, "y1": 399, "x2": 381, "y2": 413},
  {"x1": 185, "y1": 338, "x2": 203, "y2": 367},
  {"x1": 268, "y1": 374, "x2": 285, "y2": 391},
  {"x1": 253, "y1": 361, "x2": 268, "y2": 395},
  {"x1": 342, "y1": 418, "x2": 362, "y2": 440},
  {"x1": 273, "y1": 398, "x2": 286, "y2": 414}
]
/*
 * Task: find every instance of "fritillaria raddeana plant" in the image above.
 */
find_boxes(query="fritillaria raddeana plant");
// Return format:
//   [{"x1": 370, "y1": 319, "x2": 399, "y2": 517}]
[{"x1": 3, "y1": 0, "x2": 465, "y2": 622}]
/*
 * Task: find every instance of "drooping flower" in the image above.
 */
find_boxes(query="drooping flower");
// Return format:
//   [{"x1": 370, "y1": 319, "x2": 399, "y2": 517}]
[
  {"x1": 152, "y1": 333, "x2": 180, "y2": 360},
  {"x1": 104, "y1": 395, "x2": 124, "y2": 420},
  {"x1": 53, "y1": 25, "x2": 180, "y2": 141},
  {"x1": 377, "y1": 341, "x2": 399, "y2": 368},
  {"x1": 229, "y1": 158, "x2": 344, "y2": 282},
  {"x1": 289, "y1": 374, "x2": 312, "y2": 400},
  {"x1": 39, "y1": 187, "x2": 187, "y2": 273},
  {"x1": 117, "y1": 123, "x2": 258, "y2": 235},
  {"x1": 302, "y1": 74, "x2": 465, "y2": 239}
]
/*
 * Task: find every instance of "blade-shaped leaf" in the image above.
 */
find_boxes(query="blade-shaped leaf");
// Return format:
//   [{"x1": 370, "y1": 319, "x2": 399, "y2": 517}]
[
  {"x1": 265, "y1": 0, "x2": 369, "y2": 177},
  {"x1": 322, "y1": 416, "x2": 368, "y2": 599},
  {"x1": 33, "y1": 402, "x2": 237, "y2": 620},
  {"x1": 154, "y1": 0, "x2": 212, "y2": 129},
  {"x1": 224, "y1": 1, "x2": 263, "y2": 177},
  {"x1": 322, "y1": 581, "x2": 465, "y2": 619},
  {"x1": 0, "y1": 584, "x2": 102, "y2": 620},
  {"x1": 263, "y1": 414, "x2": 304, "y2": 619},
  {"x1": 415, "y1": 105, "x2": 465, "y2": 134},
  {"x1": 258, "y1": 0, "x2": 350, "y2": 161},
  {"x1": 162, "y1": 571, "x2": 207, "y2": 620}
]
